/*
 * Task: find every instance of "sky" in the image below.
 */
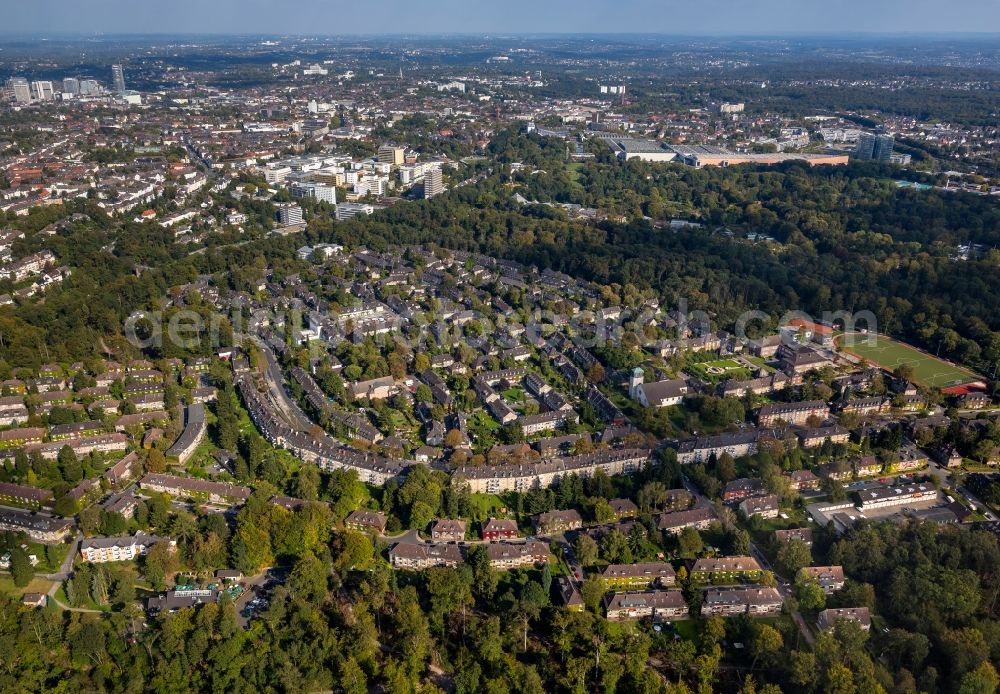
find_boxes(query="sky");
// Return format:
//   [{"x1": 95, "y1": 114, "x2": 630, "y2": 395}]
[{"x1": 4, "y1": 0, "x2": 1000, "y2": 36}]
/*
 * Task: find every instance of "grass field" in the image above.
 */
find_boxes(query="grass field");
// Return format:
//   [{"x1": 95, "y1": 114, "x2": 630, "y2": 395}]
[
  {"x1": 0, "y1": 575, "x2": 54, "y2": 598},
  {"x1": 839, "y1": 334, "x2": 978, "y2": 388},
  {"x1": 687, "y1": 358, "x2": 752, "y2": 382}
]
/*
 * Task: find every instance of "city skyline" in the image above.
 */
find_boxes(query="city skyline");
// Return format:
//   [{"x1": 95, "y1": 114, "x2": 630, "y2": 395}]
[{"x1": 4, "y1": 0, "x2": 1000, "y2": 36}]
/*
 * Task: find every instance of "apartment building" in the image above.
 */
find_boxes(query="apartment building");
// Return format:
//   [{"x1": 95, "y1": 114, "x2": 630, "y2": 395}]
[{"x1": 80, "y1": 532, "x2": 174, "y2": 563}]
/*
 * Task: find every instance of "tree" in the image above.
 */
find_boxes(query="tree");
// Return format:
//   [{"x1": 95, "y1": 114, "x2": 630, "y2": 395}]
[
  {"x1": 231, "y1": 523, "x2": 273, "y2": 576},
  {"x1": 334, "y1": 530, "x2": 375, "y2": 573},
  {"x1": 145, "y1": 447, "x2": 166, "y2": 473},
  {"x1": 749, "y1": 623, "x2": 783, "y2": 670},
  {"x1": 444, "y1": 429, "x2": 464, "y2": 448},
  {"x1": 10, "y1": 546, "x2": 33, "y2": 587},
  {"x1": 288, "y1": 552, "x2": 328, "y2": 601},
  {"x1": 775, "y1": 539, "x2": 812, "y2": 577},
  {"x1": 574, "y1": 534, "x2": 599, "y2": 567},
  {"x1": 716, "y1": 453, "x2": 737, "y2": 483},
  {"x1": 958, "y1": 661, "x2": 1000, "y2": 694},
  {"x1": 600, "y1": 529, "x2": 632, "y2": 564},
  {"x1": 425, "y1": 567, "x2": 474, "y2": 636},
  {"x1": 592, "y1": 497, "x2": 617, "y2": 525},
  {"x1": 467, "y1": 545, "x2": 498, "y2": 601},
  {"x1": 340, "y1": 657, "x2": 368, "y2": 694},
  {"x1": 143, "y1": 541, "x2": 179, "y2": 590},
  {"x1": 408, "y1": 500, "x2": 435, "y2": 531},
  {"x1": 295, "y1": 465, "x2": 320, "y2": 501},
  {"x1": 728, "y1": 527, "x2": 751, "y2": 555},
  {"x1": 678, "y1": 526, "x2": 703, "y2": 558},
  {"x1": 581, "y1": 575, "x2": 607, "y2": 613},
  {"x1": 788, "y1": 650, "x2": 818, "y2": 689},
  {"x1": 793, "y1": 574, "x2": 827, "y2": 612},
  {"x1": 58, "y1": 445, "x2": 82, "y2": 483}
]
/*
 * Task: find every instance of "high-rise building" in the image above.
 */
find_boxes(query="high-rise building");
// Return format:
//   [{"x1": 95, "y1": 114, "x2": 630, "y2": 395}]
[
  {"x1": 378, "y1": 145, "x2": 405, "y2": 166},
  {"x1": 275, "y1": 202, "x2": 304, "y2": 226},
  {"x1": 112, "y1": 64, "x2": 126, "y2": 93},
  {"x1": 31, "y1": 81, "x2": 54, "y2": 101},
  {"x1": 79, "y1": 80, "x2": 101, "y2": 96},
  {"x1": 7, "y1": 77, "x2": 31, "y2": 104},
  {"x1": 423, "y1": 167, "x2": 444, "y2": 199},
  {"x1": 62, "y1": 78, "x2": 80, "y2": 95},
  {"x1": 854, "y1": 132, "x2": 894, "y2": 162}
]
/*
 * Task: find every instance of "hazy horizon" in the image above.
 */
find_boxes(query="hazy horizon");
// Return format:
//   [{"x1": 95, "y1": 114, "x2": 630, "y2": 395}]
[{"x1": 5, "y1": 0, "x2": 1000, "y2": 36}]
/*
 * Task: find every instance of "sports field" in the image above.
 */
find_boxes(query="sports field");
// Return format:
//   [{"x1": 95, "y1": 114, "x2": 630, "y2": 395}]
[{"x1": 839, "y1": 334, "x2": 978, "y2": 388}]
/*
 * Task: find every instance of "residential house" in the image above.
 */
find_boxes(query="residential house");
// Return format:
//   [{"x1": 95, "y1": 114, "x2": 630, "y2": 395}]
[
  {"x1": 0, "y1": 482, "x2": 54, "y2": 509},
  {"x1": 605, "y1": 590, "x2": 688, "y2": 621},
  {"x1": 80, "y1": 532, "x2": 174, "y2": 563},
  {"x1": 558, "y1": 577, "x2": 584, "y2": 611},
  {"x1": 657, "y1": 506, "x2": 715, "y2": 535},
  {"x1": 774, "y1": 528, "x2": 813, "y2": 547},
  {"x1": 389, "y1": 542, "x2": 463, "y2": 570},
  {"x1": 817, "y1": 607, "x2": 871, "y2": 632},
  {"x1": 837, "y1": 396, "x2": 890, "y2": 417},
  {"x1": 786, "y1": 469, "x2": 820, "y2": 491},
  {"x1": 689, "y1": 556, "x2": 762, "y2": 583},
  {"x1": 739, "y1": 495, "x2": 779, "y2": 519},
  {"x1": 609, "y1": 498, "x2": 639, "y2": 518},
  {"x1": 601, "y1": 562, "x2": 676, "y2": 590},
  {"x1": 757, "y1": 401, "x2": 829, "y2": 427},
  {"x1": 723, "y1": 478, "x2": 768, "y2": 502},
  {"x1": 0, "y1": 508, "x2": 73, "y2": 543},
  {"x1": 139, "y1": 474, "x2": 251, "y2": 505},
  {"x1": 430, "y1": 519, "x2": 467, "y2": 542},
  {"x1": 702, "y1": 586, "x2": 783, "y2": 617},
  {"x1": 797, "y1": 425, "x2": 849, "y2": 449},
  {"x1": 485, "y1": 541, "x2": 549, "y2": 570},
  {"x1": 345, "y1": 510, "x2": 388, "y2": 534},
  {"x1": 482, "y1": 518, "x2": 519, "y2": 541},
  {"x1": 533, "y1": 509, "x2": 583, "y2": 534},
  {"x1": 798, "y1": 566, "x2": 846, "y2": 594}
]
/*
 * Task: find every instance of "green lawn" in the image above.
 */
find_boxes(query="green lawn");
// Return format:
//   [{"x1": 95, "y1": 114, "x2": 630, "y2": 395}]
[
  {"x1": 502, "y1": 387, "x2": 525, "y2": 402},
  {"x1": 53, "y1": 583, "x2": 112, "y2": 612},
  {"x1": 839, "y1": 334, "x2": 978, "y2": 388},
  {"x1": 686, "y1": 358, "x2": 752, "y2": 383},
  {"x1": 0, "y1": 575, "x2": 55, "y2": 598},
  {"x1": 670, "y1": 619, "x2": 701, "y2": 642},
  {"x1": 470, "y1": 493, "x2": 508, "y2": 521}
]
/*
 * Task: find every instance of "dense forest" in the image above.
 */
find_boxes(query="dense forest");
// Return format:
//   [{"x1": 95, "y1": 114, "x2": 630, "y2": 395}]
[{"x1": 1, "y1": 501, "x2": 997, "y2": 693}]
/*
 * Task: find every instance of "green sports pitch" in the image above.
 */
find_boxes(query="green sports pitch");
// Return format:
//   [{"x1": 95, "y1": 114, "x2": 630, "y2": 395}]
[{"x1": 839, "y1": 334, "x2": 978, "y2": 389}]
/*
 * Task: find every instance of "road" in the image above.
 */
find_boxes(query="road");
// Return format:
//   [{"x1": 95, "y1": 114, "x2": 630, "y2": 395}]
[
  {"x1": 42, "y1": 530, "x2": 81, "y2": 581},
  {"x1": 252, "y1": 336, "x2": 313, "y2": 431}
]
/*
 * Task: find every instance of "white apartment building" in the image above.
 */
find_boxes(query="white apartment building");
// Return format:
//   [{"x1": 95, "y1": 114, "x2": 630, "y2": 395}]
[{"x1": 80, "y1": 532, "x2": 174, "y2": 563}]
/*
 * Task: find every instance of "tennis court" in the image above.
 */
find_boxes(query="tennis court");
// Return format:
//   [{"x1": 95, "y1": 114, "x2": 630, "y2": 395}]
[{"x1": 838, "y1": 334, "x2": 978, "y2": 389}]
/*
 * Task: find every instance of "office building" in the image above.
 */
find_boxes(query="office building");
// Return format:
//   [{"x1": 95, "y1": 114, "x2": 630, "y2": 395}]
[
  {"x1": 713, "y1": 102, "x2": 745, "y2": 114},
  {"x1": 276, "y1": 203, "x2": 304, "y2": 226},
  {"x1": 291, "y1": 182, "x2": 337, "y2": 204},
  {"x1": 335, "y1": 203, "x2": 375, "y2": 220},
  {"x1": 854, "y1": 132, "x2": 894, "y2": 162},
  {"x1": 7, "y1": 78, "x2": 31, "y2": 104},
  {"x1": 112, "y1": 64, "x2": 126, "y2": 93},
  {"x1": 79, "y1": 80, "x2": 100, "y2": 96},
  {"x1": 31, "y1": 81, "x2": 54, "y2": 102},
  {"x1": 423, "y1": 167, "x2": 444, "y2": 199},
  {"x1": 62, "y1": 78, "x2": 80, "y2": 95},
  {"x1": 378, "y1": 145, "x2": 406, "y2": 166}
]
